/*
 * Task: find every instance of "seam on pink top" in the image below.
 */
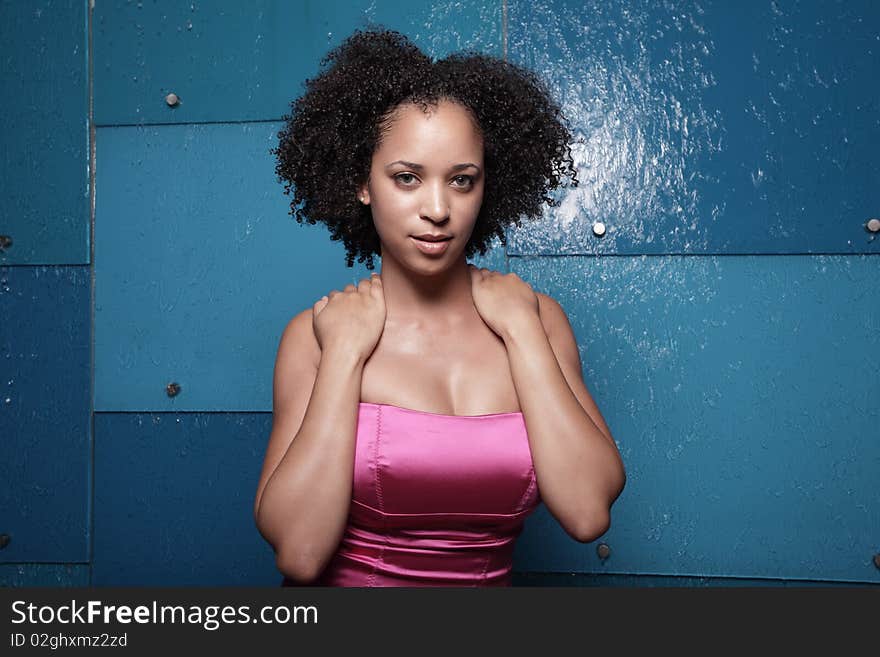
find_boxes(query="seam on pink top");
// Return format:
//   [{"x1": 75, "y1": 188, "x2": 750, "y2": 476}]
[
  {"x1": 360, "y1": 401, "x2": 523, "y2": 419},
  {"x1": 514, "y1": 463, "x2": 538, "y2": 514},
  {"x1": 366, "y1": 404, "x2": 386, "y2": 587},
  {"x1": 350, "y1": 498, "x2": 534, "y2": 520},
  {"x1": 373, "y1": 403, "x2": 385, "y2": 512},
  {"x1": 479, "y1": 553, "x2": 491, "y2": 585}
]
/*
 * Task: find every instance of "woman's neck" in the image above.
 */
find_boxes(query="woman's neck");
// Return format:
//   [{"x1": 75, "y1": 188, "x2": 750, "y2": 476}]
[{"x1": 377, "y1": 254, "x2": 479, "y2": 328}]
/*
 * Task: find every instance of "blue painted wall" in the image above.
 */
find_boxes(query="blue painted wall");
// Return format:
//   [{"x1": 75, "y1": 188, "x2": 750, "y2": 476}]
[
  {"x1": 1, "y1": 0, "x2": 877, "y2": 587},
  {"x1": 1, "y1": 0, "x2": 92, "y2": 583}
]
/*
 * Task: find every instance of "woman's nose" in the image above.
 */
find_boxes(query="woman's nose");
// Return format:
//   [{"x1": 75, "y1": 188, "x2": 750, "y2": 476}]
[{"x1": 419, "y1": 181, "x2": 450, "y2": 222}]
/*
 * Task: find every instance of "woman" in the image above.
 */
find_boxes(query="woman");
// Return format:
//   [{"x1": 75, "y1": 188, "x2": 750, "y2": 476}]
[{"x1": 254, "y1": 27, "x2": 625, "y2": 586}]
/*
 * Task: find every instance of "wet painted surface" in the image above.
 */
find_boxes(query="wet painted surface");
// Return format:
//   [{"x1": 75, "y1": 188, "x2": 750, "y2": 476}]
[
  {"x1": 512, "y1": 572, "x2": 878, "y2": 587},
  {"x1": 0, "y1": 266, "x2": 90, "y2": 564},
  {"x1": 93, "y1": 0, "x2": 502, "y2": 126},
  {"x1": 511, "y1": 255, "x2": 880, "y2": 583},
  {"x1": 0, "y1": 564, "x2": 89, "y2": 587},
  {"x1": 506, "y1": 0, "x2": 880, "y2": 255},
  {"x1": 94, "y1": 123, "x2": 308, "y2": 412},
  {"x1": 92, "y1": 411, "x2": 279, "y2": 586},
  {"x1": 0, "y1": 0, "x2": 89, "y2": 265}
]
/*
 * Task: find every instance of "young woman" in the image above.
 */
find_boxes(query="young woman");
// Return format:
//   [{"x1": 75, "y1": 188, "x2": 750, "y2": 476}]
[{"x1": 254, "y1": 27, "x2": 625, "y2": 586}]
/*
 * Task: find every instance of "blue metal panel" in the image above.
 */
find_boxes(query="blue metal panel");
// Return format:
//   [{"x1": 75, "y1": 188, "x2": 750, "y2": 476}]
[
  {"x1": 0, "y1": 564, "x2": 89, "y2": 587},
  {"x1": 92, "y1": 411, "x2": 280, "y2": 586},
  {"x1": 93, "y1": 0, "x2": 502, "y2": 126},
  {"x1": 512, "y1": 572, "x2": 877, "y2": 587},
  {"x1": 510, "y1": 255, "x2": 880, "y2": 583},
  {"x1": 0, "y1": 0, "x2": 89, "y2": 265},
  {"x1": 506, "y1": 0, "x2": 880, "y2": 256},
  {"x1": 93, "y1": 123, "x2": 506, "y2": 412},
  {"x1": 0, "y1": 266, "x2": 90, "y2": 563},
  {"x1": 94, "y1": 123, "x2": 322, "y2": 412}
]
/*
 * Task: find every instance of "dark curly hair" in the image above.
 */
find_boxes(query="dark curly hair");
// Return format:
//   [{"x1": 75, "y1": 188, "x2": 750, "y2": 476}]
[{"x1": 271, "y1": 26, "x2": 579, "y2": 270}]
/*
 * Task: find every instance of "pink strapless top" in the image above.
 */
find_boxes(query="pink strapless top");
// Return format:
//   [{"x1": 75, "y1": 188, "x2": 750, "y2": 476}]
[{"x1": 282, "y1": 401, "x2": 540, "y2": 587}]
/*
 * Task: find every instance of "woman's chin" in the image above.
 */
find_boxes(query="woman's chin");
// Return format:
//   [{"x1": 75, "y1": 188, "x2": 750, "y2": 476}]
[{"x1": 380, "y1": 241, "x2": 467, "y2": 275}]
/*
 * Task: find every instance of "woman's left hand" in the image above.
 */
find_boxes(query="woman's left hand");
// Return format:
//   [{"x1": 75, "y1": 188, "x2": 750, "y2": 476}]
[{"x1": 468, "y1": 264, "x2": 540, "y2": 340}]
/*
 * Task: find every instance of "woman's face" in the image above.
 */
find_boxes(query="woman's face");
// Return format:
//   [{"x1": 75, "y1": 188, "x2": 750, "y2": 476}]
[{"x1": 359, "y1": 100, "x2": 485, "y2": 273}]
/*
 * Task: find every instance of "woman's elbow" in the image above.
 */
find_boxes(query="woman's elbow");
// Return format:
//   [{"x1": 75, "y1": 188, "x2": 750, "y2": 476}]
[
  {"x1": 570, "y1": 508, "x2": 612, "y2": 544},
  {"x1": 610, "y1": 458, "x2": 627, "y2": 502},
  {"x1": 276, "y1": 549, "x2": 325, "y2": 585}
]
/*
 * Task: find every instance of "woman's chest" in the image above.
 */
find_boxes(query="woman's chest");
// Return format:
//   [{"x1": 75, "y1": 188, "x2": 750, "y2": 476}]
[
  {"x1": 350, "y1": 402, "x2": 538, "y2": 521},
  {"x1": 359, "y1": 324, "x2": 521, "y2": 416}
]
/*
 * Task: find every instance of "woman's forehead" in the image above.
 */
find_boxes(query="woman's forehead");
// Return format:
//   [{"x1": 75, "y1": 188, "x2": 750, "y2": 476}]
[{"x1": 377, "y1": 100, "x2": 483, "y2": 158}]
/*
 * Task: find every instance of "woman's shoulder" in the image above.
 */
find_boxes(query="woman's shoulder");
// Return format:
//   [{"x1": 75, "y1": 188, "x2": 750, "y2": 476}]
[
  {"x1": 534, "y1": 290, "x2": 570, "y2": 338},
  {"x1": 534, "y1": 290, "x2": 564, "y2": 313},
  {"x1": 278, "y1": 305, "x2": 321, "y2": 368}
]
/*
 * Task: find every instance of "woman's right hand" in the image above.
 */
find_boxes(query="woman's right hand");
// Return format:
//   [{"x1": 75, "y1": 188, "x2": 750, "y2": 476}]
[{"x1": 312, "y1": 273, "x2": 386, "y2": 360}]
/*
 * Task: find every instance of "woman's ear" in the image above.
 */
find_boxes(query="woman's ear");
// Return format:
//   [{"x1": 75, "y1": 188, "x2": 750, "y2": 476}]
[{"x1": 357, "y1": 185, "x2": 370, "y2": 205}]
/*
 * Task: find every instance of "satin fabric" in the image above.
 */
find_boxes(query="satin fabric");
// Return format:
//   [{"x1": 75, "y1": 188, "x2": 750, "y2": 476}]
[{"x1": 282, "y1": 401, "x2": 540, "y2": 587}]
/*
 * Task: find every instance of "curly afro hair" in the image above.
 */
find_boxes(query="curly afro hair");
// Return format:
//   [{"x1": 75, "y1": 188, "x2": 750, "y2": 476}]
[{"x1": 271, "y1": 26, "x2": 579, "y2": 270}]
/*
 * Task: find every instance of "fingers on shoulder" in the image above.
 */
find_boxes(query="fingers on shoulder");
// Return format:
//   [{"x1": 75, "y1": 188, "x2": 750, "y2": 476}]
[{"x1": 356, "y1": 274, "x2": 382, "y2": 296}]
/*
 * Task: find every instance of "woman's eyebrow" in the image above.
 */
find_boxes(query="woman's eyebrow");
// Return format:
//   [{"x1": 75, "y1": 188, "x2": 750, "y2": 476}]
[{"x1": 384, "y1": 160, "x2": 481, "y2": 173}]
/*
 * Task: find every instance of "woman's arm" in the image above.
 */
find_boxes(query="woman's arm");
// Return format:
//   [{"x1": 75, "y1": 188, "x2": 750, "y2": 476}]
[
  {"x1": 502, "y1": 293, "x2": 626, "y2": 543},
  {"x1": 254, "y1": 308, "x2": 366, "y2": 583}
]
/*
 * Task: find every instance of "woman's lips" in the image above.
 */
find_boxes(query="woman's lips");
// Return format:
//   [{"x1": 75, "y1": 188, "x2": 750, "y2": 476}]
[{"x1": 411, "y1": 236, "x2": 451, "y2": 255}]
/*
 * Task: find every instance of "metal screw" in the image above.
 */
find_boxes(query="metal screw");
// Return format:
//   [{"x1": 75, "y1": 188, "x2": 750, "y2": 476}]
[
  {"x1": 592, "y1": 221, "x2": 606, "y2": 237},
  {"x1": 866, "y1": 218, "x2": 880, "y2": 233},
  {"x1": 165, "y1": 92, "x2": 180, "y2": 107},
  {"x1": 0, "y1": 534, "x2": 10, "y2": 549},
  {"x1": 166, "y1": 382, "x2": 181, "y2": 397},
  {"x1": 597, "y1": 542, "x2": 611, "y2": 560},
  {"x1": 0, "y1": 235, "x2": 12, "y2": 250}
]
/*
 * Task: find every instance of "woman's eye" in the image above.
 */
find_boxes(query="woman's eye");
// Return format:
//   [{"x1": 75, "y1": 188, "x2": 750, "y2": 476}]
[{"x1": 394, "y1": 173, "x2": 473, "y2": 188}]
